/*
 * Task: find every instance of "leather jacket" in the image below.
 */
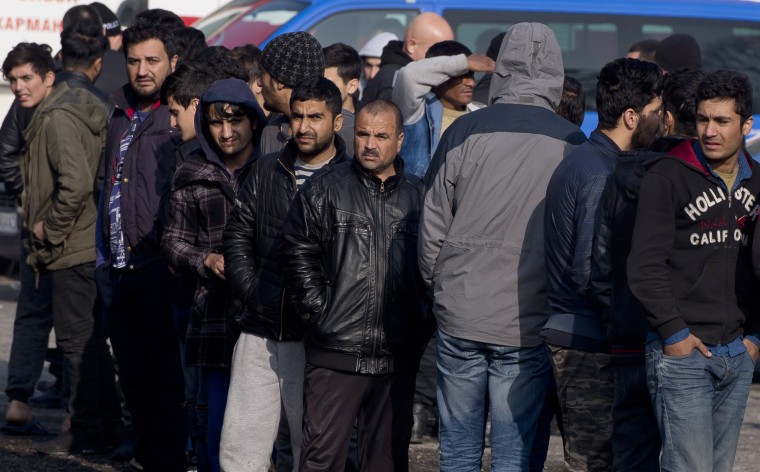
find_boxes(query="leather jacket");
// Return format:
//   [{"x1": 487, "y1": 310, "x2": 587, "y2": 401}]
[
  {"x1": 278, "y1": 158, "x2": 432, "y2": 374},
  {"x1": 0, "y1": 100, "x2": 34, "y2": 198},
  {"x1": 223, "y1": 136, "x2": 349, "y2": 341}
]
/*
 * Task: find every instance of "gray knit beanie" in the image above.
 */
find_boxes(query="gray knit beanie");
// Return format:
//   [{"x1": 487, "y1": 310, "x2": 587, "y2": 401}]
[{"x1": 261, "y1": 32, "x2": 324, "y2": 87}]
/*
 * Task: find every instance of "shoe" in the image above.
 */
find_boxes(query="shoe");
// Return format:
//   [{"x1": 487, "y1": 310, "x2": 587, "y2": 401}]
[
  {"x1": 110, "y1": 427, "x2": 135, "y2": 461},
  {"x1": 28, "y1": 388, "x2": 66, "y2": 409},
  {"x1": 35, "y1": 431, "x2": 104, "y2": 456},
  {"x1": 1, "y1": 417, "x2": 50, "y2": 436},
  {"x1": 410, "y1": 402, "x2": 426, "y2": 444},
  {"x1": 129, "y1": 457, "x2": 144, "y2": 471}
]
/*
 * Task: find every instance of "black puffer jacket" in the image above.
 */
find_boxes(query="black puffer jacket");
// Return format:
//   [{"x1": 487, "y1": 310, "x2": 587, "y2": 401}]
[
  {"x1": 223, "y1": 135, "x2": 349, "y2": 341},
  {"x1": 590, "y1": 147, "x2": 668, "y2": 363},
  {"x1": 359, "y1": 40, "x2": 411, "y2": 108},
  {"x1": 278, "y1": 158, "x2": 432, "y2": 374}
]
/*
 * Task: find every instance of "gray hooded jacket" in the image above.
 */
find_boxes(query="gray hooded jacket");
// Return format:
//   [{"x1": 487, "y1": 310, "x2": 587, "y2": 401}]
[{"x1": 418, "y1": 23, "x2": 586, "y2": 346}]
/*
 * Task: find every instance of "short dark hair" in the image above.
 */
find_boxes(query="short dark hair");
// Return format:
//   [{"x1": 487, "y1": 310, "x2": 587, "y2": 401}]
[
  {"x1": 359, "y1": 100, "x2": 403, "y2": 136},
  {"x1": 229, "y1": 45, "x2": 263, "y2": 84},
  {"x1": 62, "y1": 5, "x2": 101, "y2": 31},
  {"x1": 627, "y1": 39, "x2": 659, "y2": 63},
  {"x1": 196, "y1": 46, "x2": 248, "y2": 83},
  {"x1": 289, "y1": 76, "x2": 342, "y2": 119},
  {"x1": 134, "y1": 9, "x2": 185, "y2": 30},
  {"x1": 661, "y1": 69, "x2": 705, "y2": 136},
  {"x1": 323, "y1": 43, "x2": 362, "y2": 83},
  {"x1": 556, "y1": 76, "x2": 585, "y2": 127},
  {"x1": 2, "y1": 42, "x2": 54, "y2": 79},
  {"x1": 596, "y1": 58, "x2": 662, "y2": 130},
  {"x1": 161, "y1": 62, "x2": 215, "y2": 107},
  {"x1": 426, "y1": 40, "x2": 472, "y2": 59},
  {"x1": 696, "y1": 70, "x2": 753, "y2": 122},
  {"x1": 60, "y1": 19, "x2": 108, "y2": 70},
  {"x1": 173, "y1": 26, "x2": 206, "y2": 64},
  {"x1": 123, "y1": 17, "x2": 177, "y2": 59}
]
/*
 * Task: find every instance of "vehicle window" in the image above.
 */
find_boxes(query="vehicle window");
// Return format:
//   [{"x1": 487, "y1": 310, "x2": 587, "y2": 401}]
[
  {"x1": 444, "y1": 9, "x2": 760, "y2": 113},
  {"x1": 308, "y1": 9, "x2": 418, "y2": 52}
]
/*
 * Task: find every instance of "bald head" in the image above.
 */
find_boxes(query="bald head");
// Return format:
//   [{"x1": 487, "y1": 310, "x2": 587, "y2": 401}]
[{"x1": 403, "y1": 13, "x2": 454, "y2": 61}]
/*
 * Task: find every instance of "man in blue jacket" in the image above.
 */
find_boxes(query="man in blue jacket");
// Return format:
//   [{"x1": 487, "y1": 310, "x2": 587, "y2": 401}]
[
  {"x1": 94, "y1": 17, "x2": 186, "y2": 472},
  {"x1": 542, "y1": 57, "x2": 662, "y2": 471}
]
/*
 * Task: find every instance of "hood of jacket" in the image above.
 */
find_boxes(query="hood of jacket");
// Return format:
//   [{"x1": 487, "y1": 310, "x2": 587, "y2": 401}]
[
  {"x1": 194, "y1": 78, "x2": 268, "y2": 173},
  {"x1": 25, "y1": 82, "x2": 106, "y2": 141},
  {"x1": 647, "y1": 137, "x2": 754, "y2": 179},
  {"x1": 488, "y1": 22, "x2": 564, "y2": 110},
  {"x1": 380, "y1": 40, "x2": 412, "y2": 67}
]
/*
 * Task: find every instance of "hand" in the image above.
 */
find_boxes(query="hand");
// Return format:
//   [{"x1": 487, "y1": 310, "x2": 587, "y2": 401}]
[
  {"x1": 743, "y1": 338, "x2": 759, "y2": 362},
  {"x1": 467, "y1": 54, "x2": 496, "y2": 73},
  {"x1": 204, "y1": 253, "x2": 226, "y2": 280},
  {"x1": 32, "y1": 221, "x2": 46, "y2": 241},
  {"x1": 663, "y1": 333, "x2": 711, "y2": 358}
]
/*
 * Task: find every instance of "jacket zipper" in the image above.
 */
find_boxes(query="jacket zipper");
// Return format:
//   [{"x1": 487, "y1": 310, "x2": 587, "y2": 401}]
[
  {"x1": 369, "y1": 180, "x2": 386, "y2": 372},
  {"x1": 278, "y1": 158, "x2": 297, "y2": 341}
]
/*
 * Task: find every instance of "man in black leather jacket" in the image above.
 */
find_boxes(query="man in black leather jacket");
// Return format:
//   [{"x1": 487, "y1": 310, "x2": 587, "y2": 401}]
[
  {"x1": 278, "y1": 100, "x2": 430, "y2": 472},
  {"x1": 221, "y1": 77, "x2": 349, "y2": 471}
]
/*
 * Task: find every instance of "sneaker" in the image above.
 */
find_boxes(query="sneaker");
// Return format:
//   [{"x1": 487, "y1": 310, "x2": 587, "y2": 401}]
[{"x1": 129, "y1": 457, "x2": 144, "y2": 471}]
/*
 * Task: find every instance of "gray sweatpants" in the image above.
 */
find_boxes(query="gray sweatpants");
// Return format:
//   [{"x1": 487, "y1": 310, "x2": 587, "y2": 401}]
[{"x1": 219, "y1": 333, "x2": 305, "y2": 472}]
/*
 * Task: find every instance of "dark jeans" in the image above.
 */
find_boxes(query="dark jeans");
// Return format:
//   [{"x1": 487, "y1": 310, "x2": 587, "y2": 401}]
[
  {"x1": 203, "y1": 367, "x2": 230, "y2": 472},
  {"x1": 611, "y1": 364, "x2": 660, "y2": 472},
  {"x1": 51, "y1": 263, "x2": 121, "y2": 435},
  {"x1": 5, "y1": 241, "x2": 53, "y2": 403},
  {"x1": 300, "y1": 364, "x2": 416, "y2": 472},
  {"x1": 414, "y1": 331, "x2": 438, "y2": 407},
  {"x1": 95, "y1": 263, "x2": 187, "y2": 472}
]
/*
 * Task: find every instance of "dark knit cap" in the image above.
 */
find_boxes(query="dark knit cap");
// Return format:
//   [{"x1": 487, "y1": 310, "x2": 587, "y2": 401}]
[
  {"x1": 261, "y1": 32, "x2": 324, "y2": 88},
  {"x1": 90, "y1": 2, "x2": 121, "y2": 36},
  {"x1": 655, "y1": 34, "x2": 702, "y2": 72}
]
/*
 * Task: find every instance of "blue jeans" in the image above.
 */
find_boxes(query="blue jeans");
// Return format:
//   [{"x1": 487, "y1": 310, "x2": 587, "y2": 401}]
[
  {"x1": 646, "y1": 339, "x2": 754, "y2": 472},
  {"x1": 437, "y1": 330, "x2": 551, "y2": 472}
]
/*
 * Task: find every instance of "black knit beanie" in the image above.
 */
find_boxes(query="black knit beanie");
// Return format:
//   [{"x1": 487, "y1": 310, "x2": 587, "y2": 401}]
[
  {"x1": 655, "y1": 34, "x2": 702, "y2": 72},
  {"x1": 261, "y1": 32, "x2": 324, "y2": 87}
]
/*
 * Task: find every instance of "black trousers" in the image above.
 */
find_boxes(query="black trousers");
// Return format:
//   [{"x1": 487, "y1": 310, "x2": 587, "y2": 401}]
[
  {"x1": 51, "y1": 263, "x2": 121, "y2": 436},
  {"x1": 300, "y1": 364, "x2": 416, "y2": 472},
  {"x1": 95, "y1": 262, "x2": 187, "y2": 472}
]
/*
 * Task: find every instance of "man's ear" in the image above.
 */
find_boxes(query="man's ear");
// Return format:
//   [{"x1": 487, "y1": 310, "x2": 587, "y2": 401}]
[
  {"x1": 273, "y1": 76, "x2": 286, "y2": 91},
  {"x1": 743, "y1": 116, "x2": 754, "y2": 136},
  {"x1": 346, "y1": 78, "x2": 360, "y2": 96},
  {"x1": 622, "y1": 108, "x2": 638, "y2": 131},
  {"x1": 333, "y1": 112, "x2": 344, "y2": 133},
  {"x1": 43, "y1": 71, "x2": 55, "y2": 88},
  {"x1": 189, "y1": 97, "x2": 199, "y2": 110},
  {"x1": 170, "y1": 54, "x2": 178, "y2": 73},
  {"x1": 396, "y1": 131, "x2": 405, "y2": 152}
]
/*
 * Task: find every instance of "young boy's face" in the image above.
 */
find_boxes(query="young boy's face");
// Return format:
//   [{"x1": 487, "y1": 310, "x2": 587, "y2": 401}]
[
  {"x1": 7, "y1": 63, "x2": 54, "y2": 108},
  {"x1": 167, "y1": 96, "x2": 198, "y2": 142}
]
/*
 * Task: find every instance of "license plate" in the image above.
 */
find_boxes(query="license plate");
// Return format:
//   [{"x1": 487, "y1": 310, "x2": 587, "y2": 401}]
[{"x1": 0, "y1": 211, "x2": 18, "y2": 235}]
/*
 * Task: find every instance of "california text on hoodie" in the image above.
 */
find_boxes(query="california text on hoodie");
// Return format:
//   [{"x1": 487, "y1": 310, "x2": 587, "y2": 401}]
[{"x1": 627, "y1": 139, "x2": 760, "y2": 345}]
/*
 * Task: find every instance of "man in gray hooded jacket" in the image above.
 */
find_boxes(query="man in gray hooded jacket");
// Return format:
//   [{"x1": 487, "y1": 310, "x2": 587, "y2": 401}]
[{"x1": 419, "y1": 23, "x2": 586, "y2": 471}]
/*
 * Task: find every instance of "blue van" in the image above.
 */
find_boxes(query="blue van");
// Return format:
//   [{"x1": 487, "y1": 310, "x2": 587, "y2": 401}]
[{"x1": 195, "y1": 0, "x2": 760, "y2": 135}]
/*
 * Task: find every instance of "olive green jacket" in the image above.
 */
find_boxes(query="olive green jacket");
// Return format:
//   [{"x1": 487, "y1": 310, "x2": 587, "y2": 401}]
[{"x1": 21, "y1": 82, "x2": 107, "y2": 271}]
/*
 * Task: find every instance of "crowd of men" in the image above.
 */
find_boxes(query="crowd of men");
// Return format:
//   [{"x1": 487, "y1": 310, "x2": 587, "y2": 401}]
[{"x1": 0, "y1": 4, "x2": 758, "y2": 472}]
